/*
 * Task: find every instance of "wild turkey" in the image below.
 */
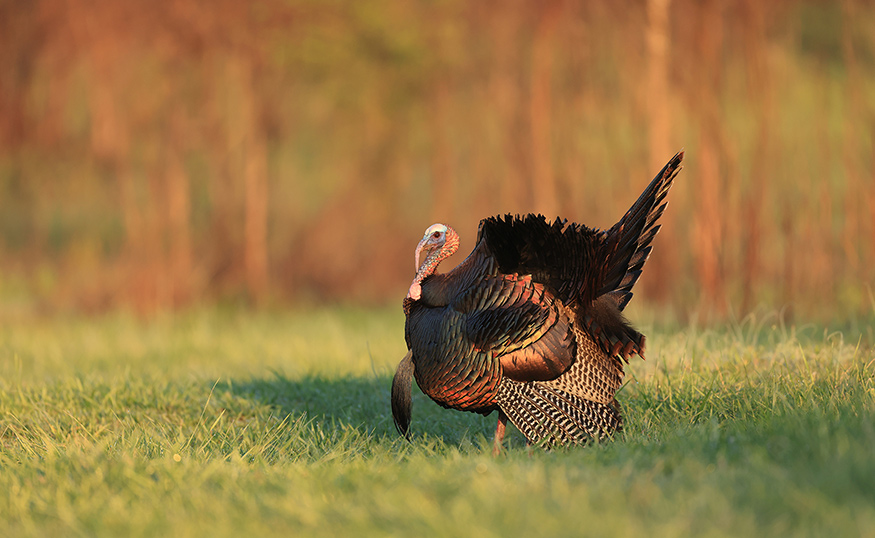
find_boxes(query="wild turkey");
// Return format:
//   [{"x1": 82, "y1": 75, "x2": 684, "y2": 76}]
[{"x1": 392, "y1": 151, "x2": 683, "y2": 453}]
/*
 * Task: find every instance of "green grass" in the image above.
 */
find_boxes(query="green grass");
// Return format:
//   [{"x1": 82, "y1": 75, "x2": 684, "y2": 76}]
[{"x1": 1, "y1": 307, "x2": 873, "y2": 537}]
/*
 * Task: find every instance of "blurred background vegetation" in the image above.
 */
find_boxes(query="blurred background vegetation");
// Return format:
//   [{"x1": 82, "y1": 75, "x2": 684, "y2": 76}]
[{"x1": 1, "y1": 0, "x2": 874, "y2": 322}]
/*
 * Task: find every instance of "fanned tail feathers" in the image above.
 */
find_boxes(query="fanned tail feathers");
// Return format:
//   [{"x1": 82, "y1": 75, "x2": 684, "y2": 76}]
[
  {"x1": 495, "y1": 378, "x2": 622, "y2": 446},
  {"x1": 580, "y1": 150, "x2": 683, "y2": 362},
  {"x1": 597, "y1": 150, "x2": 683, "y2": 310}
]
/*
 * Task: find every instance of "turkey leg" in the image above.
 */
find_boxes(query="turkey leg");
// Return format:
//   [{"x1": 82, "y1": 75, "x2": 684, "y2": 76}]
[{"x1": 492, "y1": 410, "x2": 508, "y2": 456}]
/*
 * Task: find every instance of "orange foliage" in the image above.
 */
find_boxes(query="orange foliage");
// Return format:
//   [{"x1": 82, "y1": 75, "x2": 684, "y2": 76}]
[{"x1": 1, "y1": 0, "x2": 874, "y2": 320}]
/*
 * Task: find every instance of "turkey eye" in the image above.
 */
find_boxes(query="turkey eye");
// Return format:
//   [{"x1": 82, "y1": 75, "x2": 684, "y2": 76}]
[{"x1": 432, "y1": 231, "x2": 442, "y2": 239}]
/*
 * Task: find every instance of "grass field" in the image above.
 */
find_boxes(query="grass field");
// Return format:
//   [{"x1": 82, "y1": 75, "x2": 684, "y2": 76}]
[{"x1": 1, "y1": 307, "x2": 873, "y2": 537}]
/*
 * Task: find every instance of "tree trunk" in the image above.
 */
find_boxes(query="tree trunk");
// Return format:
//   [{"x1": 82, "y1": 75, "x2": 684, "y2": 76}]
[
  {"x1": 692, "y1": 0, "x2": 726, "y2": 317},
  {"x1": 237, "y1": 57, "x2": 270, "y2": 305},
  {"x1": 643, "y1": 0, "x2": 674, "y2": 303},
  {"x1": 530, "y1": 0, "x2": 561, "y2": 218}
]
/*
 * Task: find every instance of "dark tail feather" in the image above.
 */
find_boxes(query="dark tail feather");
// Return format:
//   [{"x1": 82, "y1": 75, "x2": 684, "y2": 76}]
[
  {"x1": 579, "y1": 151, "x2": 681, "y2": 361},
  {"x1": 597, "y1": 150, "x2": 683, "y2": 304},
  {"x1": 495, "y1": 379, "x2": 622, "y2": 446},
  {"x1": 391, "y1": 351, "x2": 415, "y2": 440}
]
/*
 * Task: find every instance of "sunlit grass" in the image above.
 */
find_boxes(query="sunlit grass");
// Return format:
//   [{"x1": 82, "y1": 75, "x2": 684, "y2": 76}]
[{"x1": 1, "y1": 308, "x2": 873, "y2": 537}]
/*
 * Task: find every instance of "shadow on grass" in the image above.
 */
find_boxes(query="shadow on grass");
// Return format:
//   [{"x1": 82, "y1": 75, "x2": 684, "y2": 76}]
[{"x1": 218, "y1": 373, "x2": 496, "y2": 446}]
